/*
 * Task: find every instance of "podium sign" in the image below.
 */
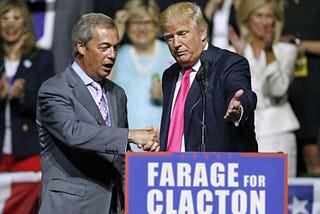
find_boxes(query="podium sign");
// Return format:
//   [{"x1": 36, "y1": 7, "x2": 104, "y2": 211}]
[{"x1": 125, "y1": 152, "x2": 287, "y2": 214}]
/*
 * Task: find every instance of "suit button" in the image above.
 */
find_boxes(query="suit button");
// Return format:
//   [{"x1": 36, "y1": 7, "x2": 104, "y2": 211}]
[{"x1": 105, "y1": 150, "x2": 118, "y2": 154}]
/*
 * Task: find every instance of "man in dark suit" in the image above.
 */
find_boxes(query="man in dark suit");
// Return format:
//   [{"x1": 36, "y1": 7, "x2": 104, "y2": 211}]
[
  {"x1": 159, "y1": 2, "x2": 257, "y2": 152},
  {"x1": 36, "y1": 13, "x2": 159, "y2": 213}
]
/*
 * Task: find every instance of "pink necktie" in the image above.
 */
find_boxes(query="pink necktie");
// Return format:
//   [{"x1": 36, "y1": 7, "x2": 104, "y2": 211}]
[
  {"x1": 91, "y1": 81, "x2": 110, "y2": 126},
  {"x1": 167, "y1": 68, "x2": 193, "y2": 152}
]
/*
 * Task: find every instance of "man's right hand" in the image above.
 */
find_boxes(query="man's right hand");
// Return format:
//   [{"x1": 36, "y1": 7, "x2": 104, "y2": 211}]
[{"x1": 128, "y1": 126, "x2": 160, "y2": 152}]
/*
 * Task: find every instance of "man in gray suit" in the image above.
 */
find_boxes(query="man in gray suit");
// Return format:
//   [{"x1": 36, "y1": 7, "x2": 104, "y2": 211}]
[{"x1": 36, "y1": 13, "x2": 160, "y2": 214}]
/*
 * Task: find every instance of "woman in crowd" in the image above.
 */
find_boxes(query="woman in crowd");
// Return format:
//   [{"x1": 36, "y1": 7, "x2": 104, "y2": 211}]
[
  {"x1": 228, "y1": 0, "x2": 299, "y2": 177},
  {"x1": 112, "y1": 0, "x2": 175, "y2": 151},
  {"x1": 0, "y1": 0, "x2": 55, "y2": 172}
]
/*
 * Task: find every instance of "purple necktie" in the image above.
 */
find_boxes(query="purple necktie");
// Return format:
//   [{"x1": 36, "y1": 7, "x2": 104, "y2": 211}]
[
  {"x1": 91, "y1": 81, "x2": 110, "y2": 126},
  {"x1": 167, "y1": 68, "x2": 193, "y2": 152}
]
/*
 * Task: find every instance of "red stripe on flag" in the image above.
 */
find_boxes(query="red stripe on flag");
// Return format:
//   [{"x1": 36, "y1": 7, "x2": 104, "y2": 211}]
[{"x1": 3, "y1": 182, "x2": 41, "y2": 214}]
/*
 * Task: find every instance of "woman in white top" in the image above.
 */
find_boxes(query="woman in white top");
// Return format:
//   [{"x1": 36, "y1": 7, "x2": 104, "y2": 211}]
[{"x1": 228, "y1": 0, "x2": 299, "y2": 177}]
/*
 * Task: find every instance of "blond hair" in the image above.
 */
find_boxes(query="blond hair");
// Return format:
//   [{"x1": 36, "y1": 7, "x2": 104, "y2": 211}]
[
  {"x1": 0, "y1": 0, "x2": 36, "y2": 56},
  {"x1": 237, "y1": 0, "x2": 284, "y2": 42},
  {"x1": 124, "y1": 0, "x2": 160, "y2": 24},
  {"x1": 159, "y1": 2, "x2": 208, "y2": 35}
]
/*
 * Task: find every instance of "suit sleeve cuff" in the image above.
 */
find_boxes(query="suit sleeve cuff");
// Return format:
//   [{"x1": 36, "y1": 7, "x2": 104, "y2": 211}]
[{"x1": 234, "y1": 105, "x2": 243, "y2": 127}]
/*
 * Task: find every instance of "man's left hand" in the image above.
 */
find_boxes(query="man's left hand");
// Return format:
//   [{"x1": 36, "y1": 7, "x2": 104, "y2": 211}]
[{"x1": 224, "y1": 89, "x2": 243, "y2": 122}]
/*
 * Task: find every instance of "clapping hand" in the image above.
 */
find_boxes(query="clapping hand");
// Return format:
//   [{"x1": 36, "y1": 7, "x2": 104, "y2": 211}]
[
  {"x1": 8, "y1": 78, "x2": 25, "y2": 99},
  {"x1": 228, "y1": 26, "x2": 246, "y2": 55},
  {"x1": 0, "y1": 74, "x2": 8, "y2": 99}
]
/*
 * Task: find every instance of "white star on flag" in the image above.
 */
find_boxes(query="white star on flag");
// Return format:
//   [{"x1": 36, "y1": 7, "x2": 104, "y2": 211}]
[{"x1": 288, "y1": 196, "x2": 309, "y2": 214}]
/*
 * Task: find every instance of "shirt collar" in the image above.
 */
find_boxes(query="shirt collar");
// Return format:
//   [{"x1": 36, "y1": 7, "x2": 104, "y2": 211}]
[
  {"x1": 185, "y1": 43, "x2": 209, "y2": 73},
  {"x1": 72, "y1": 61, "x2": 95, "y2": 86}
]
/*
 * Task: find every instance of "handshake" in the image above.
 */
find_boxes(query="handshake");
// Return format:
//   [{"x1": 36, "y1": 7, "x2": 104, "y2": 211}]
[{"x1": 128, "y1": 126, "x2": 160, "y2": 152}]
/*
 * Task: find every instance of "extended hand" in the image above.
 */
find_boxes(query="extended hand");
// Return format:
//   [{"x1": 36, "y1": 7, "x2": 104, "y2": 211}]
[
  {"x1": 224, "y1": 89, "x2": 243, "y2": 122},
  {"x1": 129, "y1": 126, "x2": 160, "y2": 152}
]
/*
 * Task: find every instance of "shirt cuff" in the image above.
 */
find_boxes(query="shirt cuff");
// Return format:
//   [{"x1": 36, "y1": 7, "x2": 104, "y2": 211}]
[{"x1": 234, "y1": 105, "x2": 243, "y2": 127}]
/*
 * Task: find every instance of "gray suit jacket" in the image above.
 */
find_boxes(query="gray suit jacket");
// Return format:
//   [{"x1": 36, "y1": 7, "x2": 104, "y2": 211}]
[{"x1": 37, "y1": 65, "x2": 129, "y2": 213}]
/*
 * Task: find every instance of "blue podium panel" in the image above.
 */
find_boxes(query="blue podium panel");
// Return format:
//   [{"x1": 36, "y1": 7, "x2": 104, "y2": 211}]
[{"x1": 125, "y1": 152, "x2": 287, "y2": 214}]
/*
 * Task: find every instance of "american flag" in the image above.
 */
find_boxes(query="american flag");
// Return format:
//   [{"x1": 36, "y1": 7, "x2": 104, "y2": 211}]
[
  {"x1": 288, "y1": 178, "x2": 320, "y2": 214},
  {"x1": 0, "y1": 172, "x2": 41, "y2": 214}
]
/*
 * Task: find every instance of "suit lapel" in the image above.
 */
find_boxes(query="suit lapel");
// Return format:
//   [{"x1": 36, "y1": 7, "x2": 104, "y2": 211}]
[
  {"x1": 163, "y1": 64, "x2": 181, "y2": 124},
  {"x1": 160, "y1": 64, "x2": 181, "y2": 150},
  {"x1": 184, "y1": 70, "x2": 202, "y2": 139},
  {"x1": 66, "y1": 66, "x2": 106, "y2": 125},
  {"x1": 184, "y1": 46, "x2": 218, "y2": 140}
]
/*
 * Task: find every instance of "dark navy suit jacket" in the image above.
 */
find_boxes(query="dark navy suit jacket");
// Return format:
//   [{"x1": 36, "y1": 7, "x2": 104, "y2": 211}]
[
  {"x1": 160, "y1": 45, "x2": 258, "y2": 152},
  {"x1": 0, "y1": 49, "x2": 55, "y2": 158}
]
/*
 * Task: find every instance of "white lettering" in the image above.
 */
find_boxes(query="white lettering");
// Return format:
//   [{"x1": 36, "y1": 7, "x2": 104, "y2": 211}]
[
  {"x1": 243, "y1": 175, "x2": 266, "y2": 187},
  {"x1": 210, "y1": 163, "x2": 225, "y2": 187},
  {"x1": 160, "y1": 163, "x2": 175, "y2": 186},
  {"x1": 146, "y1": 189, "x2": 266, "y2": 214},
  {"x1": 215, "y1": 190, "x2": 230, "y2": 214},
  {"x1": 231, "y1": 190, "x2": 247, "y2": 214},
  {"x1": 148, "y1": 162, "x2": 159, "y2": 186},
  {"x1": 228, "y1": 163, "x2": 239, "y2": 187},
  {"x1": 148, "y1": 162, "x2": 244, "y2": 188},
  {"x1": 177, "y1": 163, "x2": 191, "y2": 187},
  {"x1": 197, "y1": 190, "x2": 213, "y2": 214},
  {"x1": 147, "y1": 189, "x2": 163, "y2": 214},
  {"x1": 166, "y1": 190, "x2": 177, "y2": 214},
  {"x1": 193, "y1": 163, "x2": 208, "y2": 187},
  {"x1": 179, "y1": 190, "x2": 194, "y2": 214},
  {"x1": 250, "y1": 190, "x2": 265, "y2": 214}
]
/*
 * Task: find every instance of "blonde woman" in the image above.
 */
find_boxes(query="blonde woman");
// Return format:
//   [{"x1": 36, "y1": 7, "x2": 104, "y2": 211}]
[
  {"x1": 229, "y1": 0, "x2": 299, "y2": 177},
  {"x1": 0, "y1": 0, "x2": 54, "y2": 172}
]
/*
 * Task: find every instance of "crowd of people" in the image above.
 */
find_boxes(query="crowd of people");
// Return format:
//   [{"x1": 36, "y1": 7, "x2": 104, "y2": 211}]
[
  {"x1": 0, "y1": 0, "x2": 55, "y2": 213},
  {"x1": 111, "y1": 0, "x2": 175, "y2": 151},
  {"x1": 229, "y1": 0, "x2": 299, "y2": 177},
  {"x1": 0, "y1": 0, "x2": 319, "y2": 213}
]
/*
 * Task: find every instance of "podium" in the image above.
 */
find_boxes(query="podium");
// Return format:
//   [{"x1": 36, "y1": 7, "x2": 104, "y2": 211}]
[{"x1": 125, "y1": 152, "x2": 287, "y2": 214}]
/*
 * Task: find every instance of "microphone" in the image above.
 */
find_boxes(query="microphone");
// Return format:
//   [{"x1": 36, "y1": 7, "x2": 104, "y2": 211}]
[
  {"x1": 198, "y1": 50, "x2": 212, "y2": 93},
  {"x1": 196, "y1": 50, "x2": 212, "y2": 152}
]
